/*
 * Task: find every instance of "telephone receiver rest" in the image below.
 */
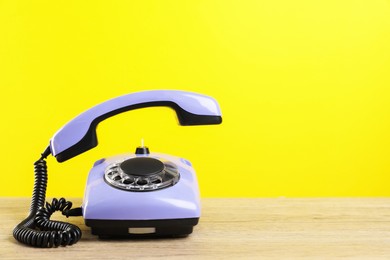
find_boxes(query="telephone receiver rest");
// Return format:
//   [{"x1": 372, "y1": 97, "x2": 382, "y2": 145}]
[{"x1": 50, "y1": 90, "x2": 222, "y2": 162}]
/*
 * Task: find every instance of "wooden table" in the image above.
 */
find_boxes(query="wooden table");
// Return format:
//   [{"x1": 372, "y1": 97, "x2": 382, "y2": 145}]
[{"x1": 1, "y1": 198, "x2": 390, "y2": 259}]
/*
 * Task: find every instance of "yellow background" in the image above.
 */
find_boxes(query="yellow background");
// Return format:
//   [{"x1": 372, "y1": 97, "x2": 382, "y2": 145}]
[{"x1": 0, "y1": 0, "x2": 389, "y2": 197}]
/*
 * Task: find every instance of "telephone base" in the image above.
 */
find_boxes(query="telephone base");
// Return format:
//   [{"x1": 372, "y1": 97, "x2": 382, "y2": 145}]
[{"x1": 85, "y1": 218, "x2": 199, "y2": 238}]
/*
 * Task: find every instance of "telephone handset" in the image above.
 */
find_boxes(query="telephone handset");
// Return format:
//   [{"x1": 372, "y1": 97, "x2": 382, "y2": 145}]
[
  {"x1": 13, "y1": 90, "x2": 222, "y2": 248},
  {"x1": 51, "y1": 90, "x2": 222, "y2": 162}
]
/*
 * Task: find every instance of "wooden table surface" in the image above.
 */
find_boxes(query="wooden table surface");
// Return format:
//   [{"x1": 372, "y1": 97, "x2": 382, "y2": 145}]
[{"x1": 1, "y1": 198, "x2": 390, "y2": 259}]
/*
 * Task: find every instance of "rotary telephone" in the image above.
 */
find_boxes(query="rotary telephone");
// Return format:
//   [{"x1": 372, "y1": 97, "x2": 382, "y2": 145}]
[{"x1": 13, "y1": 90, "x2": 222, "y2": 248}]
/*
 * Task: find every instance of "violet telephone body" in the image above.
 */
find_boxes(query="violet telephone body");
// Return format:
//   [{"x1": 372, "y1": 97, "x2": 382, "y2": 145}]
[{"x1": 13, "y1": 90, "x2": 222, "y2": 248}]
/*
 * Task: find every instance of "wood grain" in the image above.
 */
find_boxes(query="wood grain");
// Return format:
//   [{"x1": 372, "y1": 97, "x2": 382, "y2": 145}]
[{"x1": 1, "y1": 198, "x2": 390, "y2": 259}]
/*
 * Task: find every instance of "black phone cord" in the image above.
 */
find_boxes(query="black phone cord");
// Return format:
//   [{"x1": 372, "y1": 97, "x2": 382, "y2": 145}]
[{"x1": 13, "y1": 147, "x2": 82, "y2": 248}]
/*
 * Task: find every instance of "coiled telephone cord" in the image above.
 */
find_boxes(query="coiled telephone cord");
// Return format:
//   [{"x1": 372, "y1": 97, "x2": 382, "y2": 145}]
[{"x1": 13, "y1": 147, "x2": 82, "y2": 247}]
